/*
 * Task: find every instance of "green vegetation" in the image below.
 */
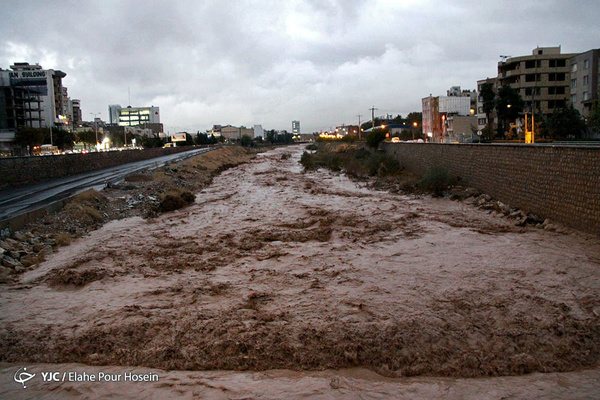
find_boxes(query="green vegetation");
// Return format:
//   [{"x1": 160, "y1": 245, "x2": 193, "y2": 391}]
[
  {"x1": 365, "y1": 129, "x2": 387, "y2": 149},
  {"x1": 300, "y1": 144, "x2": 401, "y2": 178},
  {"x1": 543, "y1": 105, "x2": 587, "y2": 139},
  {"x1": 240, "y1": 134, "x2": 254, "y2": 147},
  {"x1": 300, "y1": 143, "x2": 458, "y2": 197},
  {"x1": 417, "y1": 166, "x2": 453, "y2": 197}
]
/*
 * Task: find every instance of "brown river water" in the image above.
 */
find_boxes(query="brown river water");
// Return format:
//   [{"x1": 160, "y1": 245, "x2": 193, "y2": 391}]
[{"x1": 1, "y1": 145, "x2": 599, "y2": 398}]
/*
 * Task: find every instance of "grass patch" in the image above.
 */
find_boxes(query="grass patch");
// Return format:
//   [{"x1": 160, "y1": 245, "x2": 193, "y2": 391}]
[{"x1": 125, "y1": 174, "x2": 153, "y2": 182}]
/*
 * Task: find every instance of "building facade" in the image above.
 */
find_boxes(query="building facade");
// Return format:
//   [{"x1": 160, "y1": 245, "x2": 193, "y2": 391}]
[
  {"x1": 569, "y1": 49, "x2": 600, "y2": 119},
  {"x1": 0, "y1": 62, "x2": 67, "y2": 130},
  {"x1": 476, "y1": 77, "x2": 498, "y2": 134},
  {"x1": 497, "y1": 46, "x2": 575, "y2": 117},
  {"x1": 108, "y1": 104, "x2": 160, "y2": 127},
  {"x1": 422, "y1": 89, "x2": 472, "y2": 142},
  {"x1": 220, "y1": 125, "x2": 254, "y2": 140},
  {"x1": 0, "y1": 62, "x2": 69, "y2": 150},
  {"x1": 292, "y1": 120, "x2": 300, "y2": 136}
]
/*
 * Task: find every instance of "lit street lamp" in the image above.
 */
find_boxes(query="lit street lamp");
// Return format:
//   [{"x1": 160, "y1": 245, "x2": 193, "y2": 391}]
[{"x1": 412, "y1": 121, "x2": 417, "y2": 141}]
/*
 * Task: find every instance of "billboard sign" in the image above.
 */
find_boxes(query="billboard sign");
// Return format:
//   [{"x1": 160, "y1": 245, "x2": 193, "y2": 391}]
[{"x1": 171, "y1": 133, "x2": 187, "y2": 142}]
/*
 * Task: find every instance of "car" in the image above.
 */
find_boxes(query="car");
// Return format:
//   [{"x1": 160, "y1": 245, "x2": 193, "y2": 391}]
[{"x1": 391, "y1": 137, "x2": 400, "y2": 143}]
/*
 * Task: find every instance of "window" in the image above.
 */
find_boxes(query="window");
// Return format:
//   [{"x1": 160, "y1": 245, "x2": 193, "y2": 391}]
[
  {"x1": 549, "y1": 59, "x2": 566, "y2": 68},
  {"x1": 548, "y1": 87, "x2": 565, "y2": 95},
  {"x1": 525, "y1": 60, "x2": 541, "y2": 69},
  {"x1": 571, "y1": 94, "x2": 577, "y2": 103},
  {"x1": 571, "y1": 63, "x2": 578, "y2": 72},
  {"x1": 525, "y1": 87, "x2": 541, "y2": 96},
  {"x1": 571, "y1": 78, "x2": 577, "y2": 88},
  {"x1": 584, "y1": 59, "x2": 590, "y2": 69},
  {"x1": 583, "y1": 92, "x2": 589, "y2": 101},
  {"x1": 526, "y1": 74, "x2": 539, "y2": 82},
  {"x1": 548, "y1": 72, "x2": 565, "y2": 81},
  {"x1": 583, "y1": 75, "x2": 589, "y2": 85}
]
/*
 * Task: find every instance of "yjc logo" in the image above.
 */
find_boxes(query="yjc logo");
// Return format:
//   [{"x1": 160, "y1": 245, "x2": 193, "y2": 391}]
[{"x1": 14, "y1": 367, "x2": 35, "y2": 388}]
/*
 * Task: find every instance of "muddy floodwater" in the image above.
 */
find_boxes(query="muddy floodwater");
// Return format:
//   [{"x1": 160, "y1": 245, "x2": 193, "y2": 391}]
[{"x1": 1, "y1": 145, "x2": 599, "y2": 398}]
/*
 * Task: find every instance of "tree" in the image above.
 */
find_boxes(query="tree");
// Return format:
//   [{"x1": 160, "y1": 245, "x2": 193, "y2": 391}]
[
  {"x1": 14, "y1": 127, "x2": 45, "y2": 154},
  {"x1": 47, "y1": 127, "x2": 74, "y2": 150},
  {"x1": 76, "y1": 129, "x2": 97, "y2": 148},
  {"x1": 366, "y1": 129, "x2": 386, "y2": 148},
  {"x1": 588, "y1": 102, "x2": 600, "y2": 134},
  {"x1": 140, "y1": 134, "x2": 164, "y2": 148},
  {"x1": 406, "y1": 111, "x2": 422, "y2": 126},
  {"x1": 545, "y1": 105, "x2": 586, "y2": 139},
  {"x1": 240, "y1": 135, "x2": 254, "y2": 147},
  {"x1": 266, "y1": 129, "x2": 277, "y2": 144},
  {"x1": 479, "y1": 82, "x2": 496, "y2": 139},
  {"x1": 391, "y1": 114, "x2": 404, "y2": 124},
  {"x1": 495, "y1": 85, "x2": 524, "y2": 138}
]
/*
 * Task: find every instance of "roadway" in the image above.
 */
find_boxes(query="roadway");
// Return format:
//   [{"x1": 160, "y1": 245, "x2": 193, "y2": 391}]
[{"x1": 0, "y1": 147, "x2": 213, "y2": 221}]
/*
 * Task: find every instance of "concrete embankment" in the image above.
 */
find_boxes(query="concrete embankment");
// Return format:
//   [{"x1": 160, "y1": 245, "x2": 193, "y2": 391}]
[
  {"x1": 382, "y1": 142, "x2": 600, "y2": 235},
  {"x1": 0, "y1": 146, "x2": 200, "y2": 190}
]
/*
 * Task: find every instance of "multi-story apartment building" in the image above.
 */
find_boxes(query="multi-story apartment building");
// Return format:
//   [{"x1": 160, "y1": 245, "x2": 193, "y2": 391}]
[
  {"x1": 478, "y1": 46, "x2": 599, "y2": 137},
  {"x1": 569, "y1": 49, "x2": 600, "y2": 119},
  {"x1": 422, "y1": 88, "x2": 472, "y2": 142},
  {"x1": 497, "y1": 47, "x2": 575, "y2": 117},
  {"x1": 71, "y1": 99, "x2": 82, "y2": 125}
]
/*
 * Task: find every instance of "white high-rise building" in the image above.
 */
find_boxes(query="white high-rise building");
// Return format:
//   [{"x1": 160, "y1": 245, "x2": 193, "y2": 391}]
[
  {"x1": 0, "y1": 62, "x2": 67, "y2": 129},
  {"x1": 253, "y1": 124, "x2": 264, "y2": 138},
  {"x1": 109, "y1": 104, "x2": 160, "y2": 126}
]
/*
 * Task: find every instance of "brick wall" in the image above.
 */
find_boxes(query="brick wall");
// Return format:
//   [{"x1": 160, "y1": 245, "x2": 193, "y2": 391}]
[
  {"x1": 0, "y1": 146, "x2": 197, "y2": 189},
  {"x1": 382, "y1": 143, "x2": 600, "y2": 235}
]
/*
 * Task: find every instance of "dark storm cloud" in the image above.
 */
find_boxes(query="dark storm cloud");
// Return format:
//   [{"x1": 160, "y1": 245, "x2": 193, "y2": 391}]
[{"x1": 1, "y1": 0, "x2": 599, "y2": 133}]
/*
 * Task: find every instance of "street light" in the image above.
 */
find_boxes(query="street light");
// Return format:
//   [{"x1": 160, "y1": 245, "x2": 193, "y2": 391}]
[{"x1": 412, "y1": 121, "x2": 417, "y2": 140}]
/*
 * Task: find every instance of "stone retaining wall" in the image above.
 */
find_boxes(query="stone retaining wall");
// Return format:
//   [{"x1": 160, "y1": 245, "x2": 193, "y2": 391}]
[
  {"x1": 0, "y1": 146, "x2": 196, "y2": 189},
  {"x1": 382, "y1": 143, "x2": 600, "y2": 235}
]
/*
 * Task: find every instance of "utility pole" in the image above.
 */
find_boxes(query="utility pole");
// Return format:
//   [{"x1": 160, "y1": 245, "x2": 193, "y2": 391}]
[
  {"x1": 357, "y1": 114, "x2": 362, "y2": 139},
  {"x1": 369, "y1": 106, "x2": 378, "y2": 130}
]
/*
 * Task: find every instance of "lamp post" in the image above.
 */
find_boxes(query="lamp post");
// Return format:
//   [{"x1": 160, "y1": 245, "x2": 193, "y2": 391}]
[{"x1": 412, "y1": 121, "x2": 417, "y2": 141}]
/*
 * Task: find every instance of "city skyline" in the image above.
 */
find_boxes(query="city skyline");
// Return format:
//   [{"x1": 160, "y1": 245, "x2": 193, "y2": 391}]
[{"x1": 1, "y1": 0, "x2": 599, "y2": 133}]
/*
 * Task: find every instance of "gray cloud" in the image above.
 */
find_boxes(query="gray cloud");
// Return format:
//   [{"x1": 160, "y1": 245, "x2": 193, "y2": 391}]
[{"x1": 1, "y1": 0, "x2": 599, "y2": 133}]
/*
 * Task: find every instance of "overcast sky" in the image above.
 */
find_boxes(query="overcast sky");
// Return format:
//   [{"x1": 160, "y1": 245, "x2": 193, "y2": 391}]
[{"x1": 2, "y1": 0, "x2": 599, "y2": 133}]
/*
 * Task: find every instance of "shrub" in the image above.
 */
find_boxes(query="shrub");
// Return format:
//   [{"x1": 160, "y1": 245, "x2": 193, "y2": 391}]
[
  {"x1": 160, "y1": 189, "x2": 195, "y2": 212},
  {"x1": 366, "y1": 130, "x2": 386, "y2": 149},
  {"x1": 417, "y1": 166, "x2": 452, "y2": 197},
  {"x1": 300, "y1": 151, "x2": 317, "y2": 170},
  {"x1": 240, "y1": 135, "x2": 253, "y2": 147}
]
